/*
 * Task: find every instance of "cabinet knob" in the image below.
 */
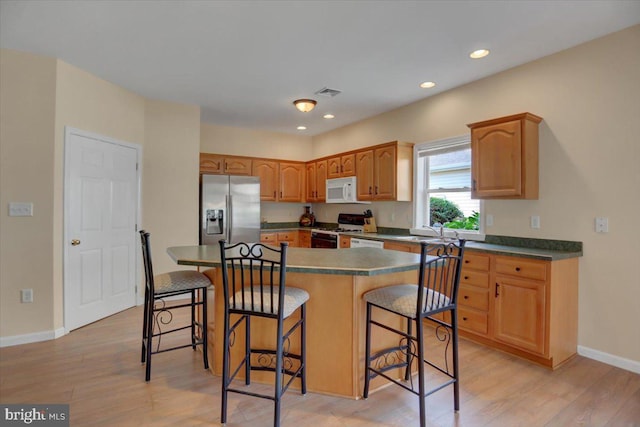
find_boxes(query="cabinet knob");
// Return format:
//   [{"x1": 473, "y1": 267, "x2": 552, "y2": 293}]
[
  {"x1": 369, "y1": 186, "x2": 372, "y2": 195},
  {"x1": 462, "y1": 317, "x2": 468, "y2": 321},
  {"x1": 495, "y1": 283, "x2": 500, "y2": 297},
  {"x1": 464, "y1": 260, "x2": 470, "y2": 264},
  {"x1": 515, "y1": 267, "x2": 521, "y2": 272},
  {"x1": 464, "y1": 276, "x2": 469, "y2": 280},
  {"x1": 463, "y1": 295, "x2": 469, "y2": 299}
]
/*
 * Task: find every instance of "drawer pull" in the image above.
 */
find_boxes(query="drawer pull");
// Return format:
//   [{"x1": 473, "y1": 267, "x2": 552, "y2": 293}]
[
  {"x1": 462, "y1": 317, "x2": 468, "y2": 321},
  {"x1": 515, "y1": 267, "x2": 521, "y2": 272},
  {"x1": 464, "y1": 276, "x2": 469, "y2": 280},
  {"x1": 464, "y1": 260, "x2": 470, "y2": 264},
  {"x1": 495, "y1": 283, "x2": 500, "y2": 297},
  {"x1": 463, "y1": 295, "x2": 469, "y2": 299}
]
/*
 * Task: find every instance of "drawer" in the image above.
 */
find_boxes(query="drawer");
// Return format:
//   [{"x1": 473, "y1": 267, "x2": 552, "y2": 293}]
[
  {"x1": 458, "y1": 307, "x2": 488, "y2": 335},
  {"x1": 458, "y1": 284, "x2": 489, "y2": 311},
  {"x1": 260, "y1": 233, "x2": 277, "y2": 243},
  {"x1": 460, "y1": 270, "x2": 489, "y2": 288},
  {"x1": 462, "y1": 252, "x2": 490, "y2": 271},
  {"x1": 277, "y1": 232, "x2": 295, "y2": 241},
  {"x1": 495, "y1": 256, "x2": 547, "y2": 281}
]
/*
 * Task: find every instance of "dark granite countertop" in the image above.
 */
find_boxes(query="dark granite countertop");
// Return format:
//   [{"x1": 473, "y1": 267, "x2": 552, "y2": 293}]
[{"x1": 260, "y1": 224, "x2": 582, "y2": 261}]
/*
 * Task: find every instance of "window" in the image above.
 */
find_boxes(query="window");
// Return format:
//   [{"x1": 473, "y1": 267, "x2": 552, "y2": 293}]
[{"x1": 412, "y1": 135, "x2": 482, "y2": 238}]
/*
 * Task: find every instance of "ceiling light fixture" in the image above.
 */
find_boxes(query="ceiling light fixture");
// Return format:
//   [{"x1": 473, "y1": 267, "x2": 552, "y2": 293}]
[
  {"x1": 293, "y1": 99, "x2": 317, "y2": 113},
  {"x1": 297, "y1": 126, "x2": 307, "y2": 130},
  {"x1": 323, "y1": 114, "x2": 335, "y2": 119},
  {"x1": 420, "y1": 81, "x2": 436, "y2": 89},
  {"x1": 469, "y1": 49, "x2": 490, "y2": 59}
]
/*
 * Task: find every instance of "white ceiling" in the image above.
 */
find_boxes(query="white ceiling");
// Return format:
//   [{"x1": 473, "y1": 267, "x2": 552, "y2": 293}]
[{"x1": 1, "y1": 1, "x2": 639, "y2": 136}]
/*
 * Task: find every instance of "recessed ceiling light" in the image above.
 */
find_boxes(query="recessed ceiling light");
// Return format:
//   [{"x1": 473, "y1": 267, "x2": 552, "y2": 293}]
[
  {"x1": 297, "y1": 126, "x2": 307, "y2": 130},
  {"x1": 469, "y1": 49, "x2": 490, "y2": 59},
  {"x1": 323, "y1": 114, "x2": 335, "y2": 119},
  {"x1": 419, "y1": 81, "x2": 436, "y2": 89}
]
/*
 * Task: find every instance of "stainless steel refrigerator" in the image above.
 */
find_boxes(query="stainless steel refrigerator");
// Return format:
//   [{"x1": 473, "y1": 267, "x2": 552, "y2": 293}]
[{"x1": 200, "y1": 174, "x2": 261, "y2": 245}]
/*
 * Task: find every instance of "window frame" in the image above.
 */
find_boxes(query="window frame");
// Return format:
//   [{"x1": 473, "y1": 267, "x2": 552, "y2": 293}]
[{"x1": 410, "y1": 134, "x2": 485, "y2": 241}]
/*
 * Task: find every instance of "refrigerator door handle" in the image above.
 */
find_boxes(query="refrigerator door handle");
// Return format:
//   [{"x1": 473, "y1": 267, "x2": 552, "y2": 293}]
[{"x1": 227, "y1": 194, "x2": 233, "y2": 242}]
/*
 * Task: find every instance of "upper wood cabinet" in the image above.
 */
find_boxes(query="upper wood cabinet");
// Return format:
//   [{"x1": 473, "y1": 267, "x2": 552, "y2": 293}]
[
  {"x1": 327, "y1": 154, "x2": 356, "y2": 178},
  {"x1": 306, "y1": 160, "x2": 327, "y2": 202},
  {"x1": 279, "y1": 162, "x2": 305, "y2": 202},
  {"x1": 467, "y1": 113, "x2": 542, "y2": 199},
  {"x1": 252, "y1": 159, "x2": 279, "y2": 201},
  {"x1": 355, "y1": 142, "x2": 413, "y2": 201},
  {"x1": 200, "y1": 153, "x2": 252, "y2": 175}
]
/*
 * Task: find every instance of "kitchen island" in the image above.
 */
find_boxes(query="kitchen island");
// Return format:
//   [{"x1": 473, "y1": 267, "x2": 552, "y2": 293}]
[{"x1": 167, "y1": 245, "x2": 423, "y2": 398}]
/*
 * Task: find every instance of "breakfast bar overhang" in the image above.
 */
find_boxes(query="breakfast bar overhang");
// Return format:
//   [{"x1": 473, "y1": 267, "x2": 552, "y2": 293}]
[{"x1": 167, "y1": 245, "x2": 423, "y2": 399}]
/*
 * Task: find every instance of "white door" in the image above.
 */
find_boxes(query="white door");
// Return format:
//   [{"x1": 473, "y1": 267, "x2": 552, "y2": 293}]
[{"x1": 64, "y1": 128, "x2": 140, "y2": 331}]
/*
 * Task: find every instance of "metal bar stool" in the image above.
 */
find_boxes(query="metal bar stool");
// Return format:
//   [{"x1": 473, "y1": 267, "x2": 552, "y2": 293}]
[
  {"x1": 218, "y1": 240, "x2": 308, "y2": 427},
  {"x1": 363, "y1": 240, "x2": 466, "y2": 427},
  {"x1": 139, "y1": 230, "x2": 212, "y2": 381}
]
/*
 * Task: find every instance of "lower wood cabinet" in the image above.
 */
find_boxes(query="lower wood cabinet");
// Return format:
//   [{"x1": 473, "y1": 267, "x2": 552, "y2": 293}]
[
  {"x1": 383, "y1": 241, "x2": 420, "y2": 253},
  {"x1": 458, "y1": 250, "x2": 578, "y2": 369},
  {"x1": 299, "y1": 230, "x2": 311, "y2": 248}
]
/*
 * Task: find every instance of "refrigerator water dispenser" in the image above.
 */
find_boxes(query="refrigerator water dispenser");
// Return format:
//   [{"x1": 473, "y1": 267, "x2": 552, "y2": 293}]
[{"x1": 206, "y1": 209, "x2": 223, "y2": 235}]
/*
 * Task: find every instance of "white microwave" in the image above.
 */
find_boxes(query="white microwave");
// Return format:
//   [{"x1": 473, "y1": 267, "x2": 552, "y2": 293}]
[{"x1": 326, "y1": 176, "x2": 368, "y2": 204}]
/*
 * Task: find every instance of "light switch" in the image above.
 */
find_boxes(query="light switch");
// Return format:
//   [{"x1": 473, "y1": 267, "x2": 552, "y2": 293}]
[
  {"x1": 486, "y1": 214, "x2": 494, "y2": 227},
  {"x1": 9, "y1": 202, "x2": 33, "y2": 217},
  {"x1": 595, "y1": 217, "x2": 609, "y2": 233},
  {"x1": 530, "y1": 215, "x2": 540, "y2": 229}
]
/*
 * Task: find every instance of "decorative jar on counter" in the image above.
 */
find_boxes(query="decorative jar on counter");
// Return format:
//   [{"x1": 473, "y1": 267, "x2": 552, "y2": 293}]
[{"x1": 299, "y1": 206, "x2": 315, "y2": 227}]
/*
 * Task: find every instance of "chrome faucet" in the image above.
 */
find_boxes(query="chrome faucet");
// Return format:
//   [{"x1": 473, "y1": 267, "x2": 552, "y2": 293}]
[{"x1": 423, "y1": 224, "x2": 459, "y2": 240}]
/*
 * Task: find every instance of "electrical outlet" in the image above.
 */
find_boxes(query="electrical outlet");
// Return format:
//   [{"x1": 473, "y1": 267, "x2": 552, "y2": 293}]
[
  {"x1": 530, "y1": 215, "x2": 540, "y2": 229},
  {"x1": 595, "y1": 217, "x2": 609, "y2": 233},
  {"x1": 9, "y1": 202, "x2": 33, "y2": 217},
  {"x1": 486, "y1": 214, "x2": 494, "y2": 227},
  {"x1": 21, "y1": 289, "x2": 33, "y2": 303}
]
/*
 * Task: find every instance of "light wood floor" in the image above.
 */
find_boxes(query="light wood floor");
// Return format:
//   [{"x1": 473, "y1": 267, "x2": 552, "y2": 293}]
[{"x1": 1, "y1": 305, "x2": 638, "y2": 427}]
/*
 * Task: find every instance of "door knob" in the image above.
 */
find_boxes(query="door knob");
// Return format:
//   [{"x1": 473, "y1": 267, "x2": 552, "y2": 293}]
[{"x1": 71, "y1": 239, "x2": 81, "y2": 246}]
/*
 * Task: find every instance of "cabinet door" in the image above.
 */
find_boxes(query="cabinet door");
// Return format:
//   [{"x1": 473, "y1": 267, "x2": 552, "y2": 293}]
[
  {"x1": 224, "y1": 157, "x2": 252, "y2": 175},
  {"x1": 471, "y1": 119, "x2": 522, "y2": 198},
  {"x1": 341, "y1": 154, "x2": 356, "y2": 176},
  {"x1": 279, "y1": 162, "x2": 305, "y2": 202},
  {"x1": 306, "y1": 162, "x2": 317, "y2": 201},
  {"x1": 327, "y1": 157, "x2": 342, "y2": 179},
  {"x1": 494, "y1": 276, "x2": 546, "y2": 355},
  {"x1": 252, "y1": 160, "x2": 279, "y2": 201},
  {"x1": 374, "y1": 146, "x2": 397, "y2": 200},
  {"x1": 200, "y1": 153, "x2": 224, "y2": 174},
  {"x1": 355, "y1": 150, "x2": 374, "y2": 200},
  {"x1": 315, "y1": 160, "x2": 328, "y2": 201},
  {"x1": 299, "y1": 230, "x2": 311, "y2": 248}
]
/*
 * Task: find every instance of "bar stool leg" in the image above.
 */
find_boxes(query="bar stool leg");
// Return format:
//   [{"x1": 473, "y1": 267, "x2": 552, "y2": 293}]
[
  {"x1": 221, "y1": 311, "x2": 230, "y2": 424},
  {"x1": 274, "y1": 317, "x2": 284, "y2": 427},
  {"x1": 363, "y1": 302, "x2": 372, "y2": 398},
  {"x1": 202, "y1": 291, "x2": 209, "y2": 370},
  {"x1": 301, "y1": 303, "x2": 307, "y2": 394},
  {"x1": 416, "y1": 316, "x2": 426, "y2": 427},
  {"x1": 451, "y1": 308, "x2": 460, "y2": 410}
]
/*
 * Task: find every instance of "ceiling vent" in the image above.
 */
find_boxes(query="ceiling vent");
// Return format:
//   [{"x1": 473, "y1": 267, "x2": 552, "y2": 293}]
[{"x1": 315, "y1": 87, "x2": 342, "y2": 97}]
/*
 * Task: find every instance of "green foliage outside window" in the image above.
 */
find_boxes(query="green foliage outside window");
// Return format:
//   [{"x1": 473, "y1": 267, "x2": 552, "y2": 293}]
[
  {"x1": 430, "y1": 197, "x2": 479, "y2": 230},
  {"x1": 429, "y1": 197, "x2": 463, "y2": 225}
]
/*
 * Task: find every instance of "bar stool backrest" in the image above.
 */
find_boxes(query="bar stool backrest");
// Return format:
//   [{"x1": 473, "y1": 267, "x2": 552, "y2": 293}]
[
  {"x1": 140, "y1": 231, "x2": 156, "y2": 296},
  {"x1": 218, "y1": 240, "x2": 288, "y2": 319},
  {"x1": 417, "y1": 240, "x2": 466, "y2": 317}
]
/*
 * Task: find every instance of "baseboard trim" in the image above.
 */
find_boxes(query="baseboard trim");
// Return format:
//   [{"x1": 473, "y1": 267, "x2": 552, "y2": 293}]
[
  {"x1": 0, "y1": 327, "x2": 66, "y2": 348},
  {"x1": 578, "y1": 345, "x2": 640, "y2": 374}
]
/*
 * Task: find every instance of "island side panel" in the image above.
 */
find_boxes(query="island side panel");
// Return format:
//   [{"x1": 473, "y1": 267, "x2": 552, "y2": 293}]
[{"x1": 208, "y1": 266, "x2": 422, "y2": 399}]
